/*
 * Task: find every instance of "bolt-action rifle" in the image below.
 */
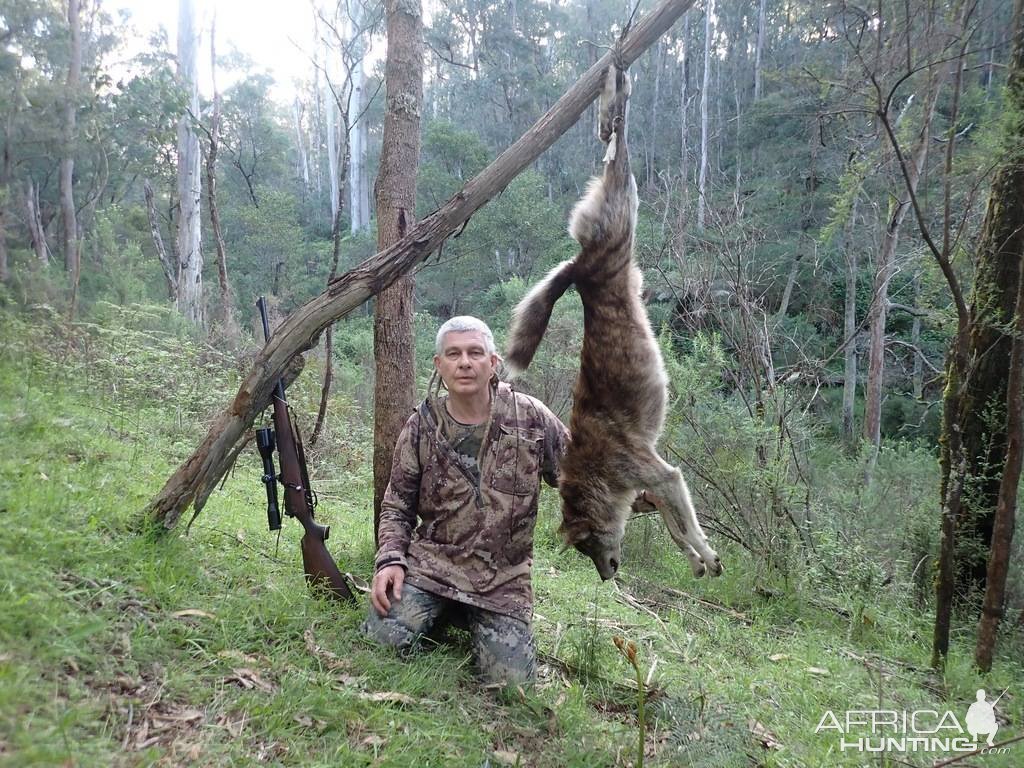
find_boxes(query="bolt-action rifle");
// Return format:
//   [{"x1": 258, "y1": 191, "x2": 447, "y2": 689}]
[{"x1": 255, "y1": 296, "x2": 355, "y2": 603}]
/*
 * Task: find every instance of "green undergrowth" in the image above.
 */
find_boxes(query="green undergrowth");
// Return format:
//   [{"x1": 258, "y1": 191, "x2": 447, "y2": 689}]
[{"x1": 1, "y1": 307, "x2": 1021, "y2": 767}]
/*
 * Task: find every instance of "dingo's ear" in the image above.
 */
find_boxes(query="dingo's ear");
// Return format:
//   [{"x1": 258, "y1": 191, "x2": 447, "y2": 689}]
[{"x1": 558, "y1": 518, "x2": 590, "y2": 548}]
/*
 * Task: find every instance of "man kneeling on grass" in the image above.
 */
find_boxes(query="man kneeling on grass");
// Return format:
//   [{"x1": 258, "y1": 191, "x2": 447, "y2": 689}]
[{"x1": 362, "y1": 316, "x2": 568, "y2": 685}]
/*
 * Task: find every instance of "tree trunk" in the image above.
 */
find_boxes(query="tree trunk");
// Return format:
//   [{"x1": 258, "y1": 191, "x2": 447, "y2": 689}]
[
  {"x1": 951, "y1": 0, "x2": 1024, "y2": 600},
  {"x1": 912, "y1": 272, "x2": 923, "y2": 399},
  {"x1": 842, "y1": 223, "x2": 859, "y2": 447},
  {"x1": 373, "y1": 0, "x2": 423, "y2": 544},
  {"x1": 144, "y1": 179, "x2": 177, "y2": 302},
  {"x1": 206, "y1": 17, "x2": 237, "y2": 341},
  {"x1": 293, "y1": 98, "x2": 310, "y2": 190},
  {"x1": 348, "y1": 6, "x2": 371, "y2": 235},
  {"x1": 310, "y1": 75, "x2": 352, "y2": 446},
  {"x1": 310, "y1": 179, "x2": 347, "y2": 447},
  {"x1": 933, "y1": 328, "x2": 969, "y2": 668},
  {"x1": 145, "y1": 0, "x2": 699, "y2": 531},
  {"x1": 974, "y1": 235, "x2": 1024, "y2": 672},
  {"x1": 349, "y1": 75, "x2": 370, "y2": 233},
  {"x1": 732, "y1": 78, "x2": 742, "y2": 220},
  {"x1": 776, "y1": 252, "x2": 803, "y2": 321},
  {"x1": 176, "y1": 0, "x2": 204, "y2": 326},
  {"x1": 61, "y1": 0, "x2": 82, "y2": 314},
  {"x1": 934, "y1": 0, "x2": 1018, "y2": 667},
  {"x1": 312, "y1": 41, "x2": 325, "y2": 227},
  {"x1": 0, "y1": 197, "x2": 7, "y2": 282},
  {"x1": 647, "y1": 41, "x2": 662, "y2": 188},
  {"x1": 754, "y1": 0, "x2": 767, "y2": 100},
  {"x1": 0, "y1": 103, "x2": 12, "y2": 283},
  {"x1": 25, "y1": 179, "x2": 50, "y2": 266},
  {"x1": 697, "y1": 0, "x2": 713, "y2": 230},
  {"x1": 863, "y1": 69, "x2": 943, "y2": 461},
  {"x1": 983, "y1": 0, "x2": 998, "y2": 95},
  {"x1": 677, "y1": 11, "x2": 690, "y2": 235},
  {"x1": 326, "y1": 53, "x2": 341, "y2": 225},
  {"x1": 0, "y1": 138, "x2": 9, "y2": 283}
]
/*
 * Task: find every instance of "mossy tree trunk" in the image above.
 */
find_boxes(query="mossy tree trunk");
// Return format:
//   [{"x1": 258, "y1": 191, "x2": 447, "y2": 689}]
[
  {"x1": 947, "y1": 0, "x2": 1024, "y2": 602},
  {"x1": 933, "y1": 0, "x2": 1024, "y2": 668},
  {"x1": 972, "y1": 0, "x2": 1024, "y2": 672}
]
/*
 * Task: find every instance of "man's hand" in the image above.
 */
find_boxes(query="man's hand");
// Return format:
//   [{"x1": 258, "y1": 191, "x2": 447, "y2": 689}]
[{"x1": 371, "y1": 564, "x2": 405, "y2": 617}]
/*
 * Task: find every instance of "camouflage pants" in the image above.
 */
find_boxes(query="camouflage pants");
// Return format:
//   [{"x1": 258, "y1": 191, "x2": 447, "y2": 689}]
[{"x1": 362, "y1": 583, "x2": 536, "y2": 685}]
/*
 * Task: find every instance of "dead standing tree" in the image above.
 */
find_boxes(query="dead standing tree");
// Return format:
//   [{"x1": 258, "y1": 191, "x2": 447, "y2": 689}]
[{"x1": 145, "y1": 0, "x2": 699, "y2": 530}]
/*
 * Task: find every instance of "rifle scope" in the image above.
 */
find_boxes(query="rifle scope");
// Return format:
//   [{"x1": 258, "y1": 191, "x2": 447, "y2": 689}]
[{"x1": 256, "y1": 427, "x2": 282, "y2": 531}]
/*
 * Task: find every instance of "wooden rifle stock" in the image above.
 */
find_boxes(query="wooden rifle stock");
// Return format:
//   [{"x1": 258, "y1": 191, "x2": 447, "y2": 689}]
[{"x1": 257, "y1": 297, "x2": 356, "y2": 603}]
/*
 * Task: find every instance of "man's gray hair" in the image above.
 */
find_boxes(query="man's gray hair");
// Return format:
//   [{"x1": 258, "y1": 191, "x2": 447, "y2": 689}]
[{"x1": 435, "y1": 316, "x2": 496, "y2": 355}]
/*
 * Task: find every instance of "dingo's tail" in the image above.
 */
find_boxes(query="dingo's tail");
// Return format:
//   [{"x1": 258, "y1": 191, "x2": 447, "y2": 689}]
[{"x1": 505, "y1": 259, "x2": 576, "y2": 375}]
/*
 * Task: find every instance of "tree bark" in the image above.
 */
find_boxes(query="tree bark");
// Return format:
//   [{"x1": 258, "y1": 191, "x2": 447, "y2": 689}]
[
  {"x1": 176, "y1": 0, "x2": 204, "y2": 326},
  {"x1": 373, "y1": 0, "x2": 423, "y2": 545},
  {"x1": 697, "y1": 0, "x2": 713, "y2": 230},
  {"x1": 60, "y1": 0, "x2": 82, "y2": 314},
  {"x1": 206, "y1": 17, "x2": 237, "y2": 341},
  {"x1": 145, "y1": 0, "x2": 699, "y2": 530}
]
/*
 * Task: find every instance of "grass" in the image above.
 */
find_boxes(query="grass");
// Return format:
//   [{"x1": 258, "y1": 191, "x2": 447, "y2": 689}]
[{"x1": 1, "y1": 308, "x2": 1022, "y2": 767}]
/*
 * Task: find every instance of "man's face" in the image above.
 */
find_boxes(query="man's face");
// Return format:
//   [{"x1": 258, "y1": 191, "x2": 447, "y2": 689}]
[{"x1": 434, "y1": 330, "x2": 498, "y2": 399}]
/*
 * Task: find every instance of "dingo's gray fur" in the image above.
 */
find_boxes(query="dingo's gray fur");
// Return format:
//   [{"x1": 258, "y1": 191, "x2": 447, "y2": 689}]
[{"x1": 506, "y1": 63, "x2": 722, "y2": 581}]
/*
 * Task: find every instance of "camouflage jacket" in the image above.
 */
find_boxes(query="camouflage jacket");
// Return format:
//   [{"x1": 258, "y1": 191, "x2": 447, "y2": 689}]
[{"x1": 375, "y1": 380, "x2": 569, "y2": 623}]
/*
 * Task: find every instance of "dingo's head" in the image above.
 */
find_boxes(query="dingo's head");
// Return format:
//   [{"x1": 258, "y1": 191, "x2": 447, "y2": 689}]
[{"x1": 557, "y1": 479, "x2": 626, "y2": 580}]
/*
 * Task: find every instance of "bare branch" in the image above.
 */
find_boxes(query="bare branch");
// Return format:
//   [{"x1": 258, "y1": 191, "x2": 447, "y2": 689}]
[
  {"x1": 887, "y1": 338, "x2": 942, "y2": 374},
  {"x1": 424, "y1": 39, "x2": 478, "y2": 71}
]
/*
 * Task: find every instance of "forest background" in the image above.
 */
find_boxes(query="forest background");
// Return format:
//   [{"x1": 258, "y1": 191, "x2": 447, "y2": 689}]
[{"x1": 2, "y1": 0, "x2": 1024, "y2": 765}]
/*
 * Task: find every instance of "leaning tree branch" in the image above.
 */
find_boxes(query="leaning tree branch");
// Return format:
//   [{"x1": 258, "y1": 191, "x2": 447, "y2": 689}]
[{"x1": 145, "y1": 0, "x2": 698, "y2": 530}]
